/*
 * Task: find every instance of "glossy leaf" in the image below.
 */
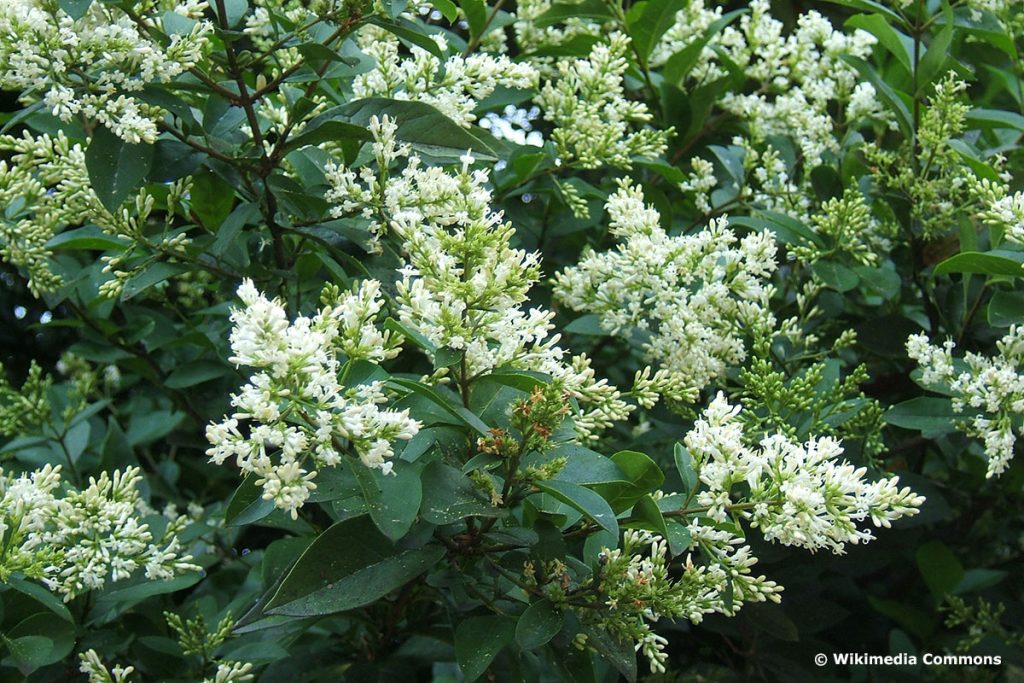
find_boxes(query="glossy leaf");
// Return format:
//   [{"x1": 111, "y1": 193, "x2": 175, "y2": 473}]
[{"x1": 265, "y1": 516, "x2": 444, "y2": 616}]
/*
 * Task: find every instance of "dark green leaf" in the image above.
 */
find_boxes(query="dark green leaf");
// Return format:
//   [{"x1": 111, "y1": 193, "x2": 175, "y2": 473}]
[
  {"x1": 917, "y1": 22, "x2": 954, "y2": 93},
  {"x1": 165, "y1": 360, "x2": 229, "y2": 389},
  {"x1": 987, "y1": 289, "x2": 1024, "y2": 326},
  {"x1": 884, "y1": 397, "x2": 958, "y2": 437},
  {"x1": 225, "y1": 474, "x2": 275, "y2": 526},
  {"x1": 627, "y1": 0, "x2": 688, "y2": 59},
  {"x1": 812, "y1": 260, "x2": 860, "y2": 292},
  {"x1": 516, "y1": 599, "x2": 564, "y2": 650},
  {"x1": 46, "y1": 226, "x2": 127, "y2": 252},
  {"x1": 916, "y1": 540, "x2": 965, "y2": 598},
  {"x1": 934, "y1": 251, "x2": 1024, "y2": 278},
  {"x1": 845, "y1": 14, "x2": 913, "y2": 74},
  {"x1": 85, "y1": 125, "x2": 155, "y2": 213},
  {"x1": 420, "y1": 461, "x2": 501, "y2": 524},
  {"x1": 388, "y1": 377, "x2": 490, "y2": 435},
  {"x1": 455, "y1": 615, "x2": 515, "y2": 682},
  {"x1": 534, "y1": 480, "x2": 618, "y2": 537},
  {"x1": 58, "y1": 0, "x2": 93, "y2": 20},
  {"x1": 321, "y1": 99, "x2": 502, "y2": 160},
  {"x1": 535, "y1": 0, "x2": 613, "y2": 27},
  {"x1": 352, "y1": 460, "x2": 422, "y2": 541},
  {"x1": 673, "y1": 443, "x2": 698, "y2": 497},
  {"x1": 265, "y1": 516, "x2": 444, "y2": 616},
  {"x1": 120, "y1": 262, "x2": 188, "y2": 301}
]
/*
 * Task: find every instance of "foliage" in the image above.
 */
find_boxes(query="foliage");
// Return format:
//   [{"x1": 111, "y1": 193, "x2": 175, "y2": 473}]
[{"x1": 0, "y1": 0, "x2": 1022, "y2": 680}]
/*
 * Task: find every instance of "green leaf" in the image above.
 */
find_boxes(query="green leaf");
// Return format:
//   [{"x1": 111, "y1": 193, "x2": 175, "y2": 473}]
[
  {"x1": 627, "y1": 0, "x2": 687, "y2": 59},
  {"x1": 819, "y1": 0, "x2": 904, "y2": 23},
  {"x1": 664, "y1": 519, "x2": 693, "y2": 557},
  {"x1": 189, "y1": 170, "x2": 235, "y2": 229},
  {"x1": 352, "y1": 460, "x2": 422, "y2": 541},
  {"x1": 934, "y1": 251, "x2": 1024, "y2": 278},
  {"x1": 432, "y1": 0, "x2": 459, "y2": 22},
  {"x1": 842, "y1": 55, "x2": 913, "y2": 138},
  {"x1": 120, "y1": 262, "x2": 188, "y2": 301},
  {"x1": 165, "y1": 360, "x2": 229, "y2": 389},
  {"x1": 91, "y1": 574, "x2": 202, "y2": 622},
  {"x1": 966, "y1": 108, "x2": 1024, "y2": 131},
  {"x1": 987, "y1": 289, "x2": 1024, "y2": 326},
  {"x1": 916, "y1": 540, "x2": 965, "y2": 598},
  {"x1": 516, "y1": 599, "x2": 564, "y2": 650},
  {"x1": 433, "y1": 346, "x2": 463, "y2": 370},
  {"x1": 954, "y1": 568, "x2": 1007, "y2": 594},
  {"x1": 58, "y1": 0, "x2": 93, "y2": 20},
  {"x1": 662, "y1": 9, "x2": 744, "y2": 84},
  {"x1": 322, "y1": 99, "x2": 502, "y2": 160},
  {"x1": 1, "y1": 635, "x2": 53, "y2": 676},
  {"x1": 459, "y1": 0, "x2": 488, "y2": 37},
  {"x1": 46, "y1": 226, "x2": 127, "y2": 252},
  {"x1": 225, "y1": 474, "x2": 275, "y2": 526},
  {"x1": 630, "y1": 495, "x2": 669, "y2": 538},
  {"x1": 265, "y1": 516, "x2": 445, "y2": 616},
  {"x1": 213, "y1": 0, "x2": 248, "y2": 27},
  {"x1": 582, "y1": 626, "x2": 637, "y2": 683},
  {"x1": 917, "y1": 21, "x2": 954, "y2": 93},
  {"x1": 368, "y1": 17, "x2": 446, "y2": 59},
  {"x1": 388, "y1": 377, "x2": 490, "y2": 435},
  {"x1": 5, "y1": 578, "x2": 73, "y2": 622},
  {"x1": 673, "y1": 443, "x2": 699, "y2": 497},
  {"x1": 534, "y1": 480, "x2": 618, "y2": 537},
  {"x1": 845, "y1": 14, "x2": 913, "y2": 74},
  {"x1": 564, "y1": 314, "x2": 605, "y2": 336},
  {"x1": 595, "y1": 450, "x2": 665, "y2": 512},
  {"x1": 420, "y1": 461, "x2": 501, "y2": 524},
  {"x1": 534, "y1": 0, "x2": 613, "y2": 27},
  {"x1": 884, "y1": 397, "x2": 958, "y2": 437},
  {"x1": 479, "y1": 371, "x2": 548, "y2": 393},
  {"x1": 84, "y1": 125, "x2": 155, "y2": 213},
  {"x1": 812, "y1": 260, "x2": 860, "y2": 292},
  {"x1": 6, "y1": 614, "x2": 74, "y2": 669},
  {"x1": 384, "y1": 317, "x2": 437, "y2": 352},
  {"x1": 455, "y1": 615, "x2": 515, "y2": 682},
  {"x1": 729, "y1": 211, "x2": 824, "y2": 249}
]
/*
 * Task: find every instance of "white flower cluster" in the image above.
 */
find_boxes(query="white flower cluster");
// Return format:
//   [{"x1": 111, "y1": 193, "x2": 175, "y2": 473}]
[
  {"x1": 0, "y1": 0, "x2": 212, "y2": 143},
  {"x1": 79, "y1": 649, "x2": 254, "y2": 683},
  {"x1": 0, "y1": 465, "x2": 199, "y2": 601},
  {"x1": 685, "y1": 393, "x2": 925, "y2": 553},
  {"x1": 593, "y1": 529, "x2": 781, "y2": 674},
  {"x1": 0, "y1": 130, "x2": 181, "y2": 297},
  {"x1": 513, "y1": 0, "x2": 602, "y2": 57},
  {"x1": 354, "y1": 32, "x2": 538, "y2": 127},
  {"x1": 80, "y1": 650, "x2": 135, "y2": 683},
  {"x1": 325, "y1": 116, "x2": 632, "y2": 438},
  {"x1": 207, "y1": 279, "x2": 419, "y2": 516},
  {"x1": 553, "y1": 181, "x2": 778, "y2": 396},
  {"x1": 660, "y1": 0, "x2": 881, "y2": 166},
  {"x1": 536, "y1": 34, "x2": 670, "y2": 169},
  {"x1": 907, "y1": 330, "x2": 1024, "y2": 477},
  {"x1": 971, "y1": 176, "x2": 1024, "y2": 245}
]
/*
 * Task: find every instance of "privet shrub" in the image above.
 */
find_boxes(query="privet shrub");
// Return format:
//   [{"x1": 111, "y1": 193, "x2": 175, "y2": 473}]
[{"x1": 0, "y1": 0, "x2": 1022, "y2": 680}]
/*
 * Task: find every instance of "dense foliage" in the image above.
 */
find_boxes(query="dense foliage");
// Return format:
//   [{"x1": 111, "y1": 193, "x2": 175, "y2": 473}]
[{"x1": 1, "y1": 0, "x2": 1023, "y2": 680}]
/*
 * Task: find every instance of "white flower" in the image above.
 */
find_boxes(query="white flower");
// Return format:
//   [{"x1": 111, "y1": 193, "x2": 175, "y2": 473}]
[
  {"x1": 537, "y1": 34, "x2": 671, "y2": 169},
  {"x1": 1, "y1": 465, "x2": 198, "y2": 601},
  {"x1": 208, "y1": 279, "x2": 419, "y2": 516},
  {"x1": 685, "y1": 393, "x2": 925, "y2": 554},
  {"x1": 908, "y1": 328, "x2": 1024, "y2": 477},
  {"x1": 554, "y1": 182, "x2": 778, "y2": 395},
  {"x1": 354, "y1": 31, "x2": 538, "y2": 127},
  {"x1": 325, "y1": 117, "x2": 633, "y2": 440}
]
